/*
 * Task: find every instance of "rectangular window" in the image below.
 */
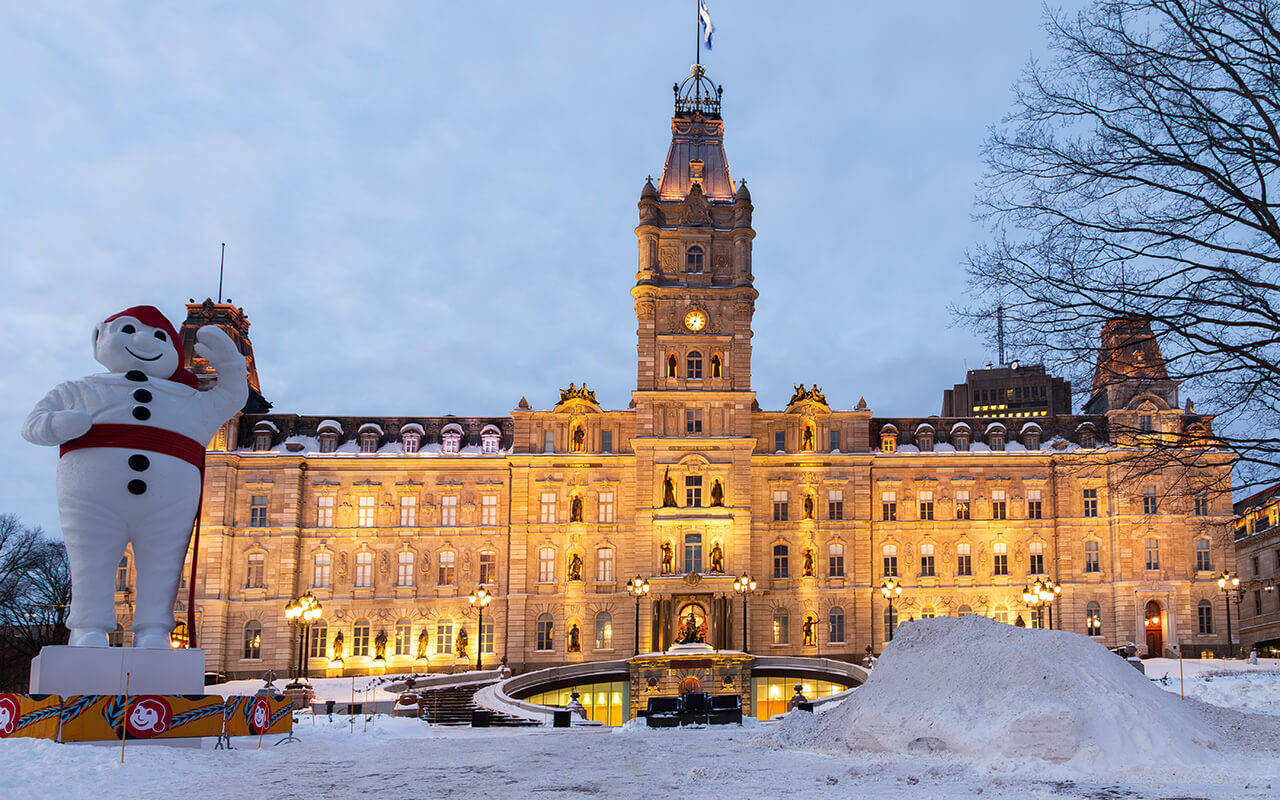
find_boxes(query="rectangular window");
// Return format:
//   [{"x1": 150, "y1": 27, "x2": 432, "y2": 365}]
[
  {"x1": 436, "y1": 620, "x2": 454, "y2": 654},
  {"x1": 540, "y1": 492, "x2": 557, "y2": 524},
  {"x1": 1084, "y1": 541, "x2": 1100, "y2": 573},
  {"x1": 774, "y1": 431, "x2": 785, "y2": 452},
  {"x1": 955, "y1": 490, "x2": 970, "y2": 520},
  {"x1": 354, "y1": 552, "x2": 372, "y2": 588},
  {"x1": 1027, "y1": 490, "x2": 1042, "y2": 520},
  {"x1": 438, "y1": 550, "x2": 455, "y2": 585},
  {"x1": 596, "y1": 548, "x2": 614, "y2": 583},
  {"x1": 246, "y1": 553, "x2": 265, "y2": 588},
  {"x1": 357, "y1": 496, "x2": 375, "y2": 527},
  {"x1": 1194, "y1": 494, "x2": 1209, "y2": 516},
  {"x1": 773, "y1": 546, "x2": 789, "y2": 579},
  {"x1": 1029, "y1": 542, "x2": 1044, "y2": 575},
  {"x1": 829, "y1": 609, "x2": 845, "y2": 643},
  {"x1": 543, "y1": 430, "x2": 555, "y2": 453},
  {"x1": 538, "y1": 548, "x2": 555, "y2": 583},
  {"x1": 1139, "y1": 415, "x2": 1153, "y2": 432},
  {"x1": 598, "y1": 491, "x2": 615, "y2": 524},
  {"x1": 481, "y1": 495, "x2": 498, "y2": 526},
  {"x1": 316, "y1": 496, "x2": 334, "y2": 528},
  {"x1": 1198, "y1": 603, "x2": 1213, "y2": 634},
  {"x1": 685, "y1": 533, "x2": 703, "y2": 574},
  {"x1": 993, "y1": 542, "x2": 1008, "y2": 576},
  {"x1": 399, "y1": 496, "x2": 417, "y2": 527},
  {"x1": 601, "y1": 430, "x2": 613, "y2": 453},
  {"x1": 828, "y1": 490, "x2": 844, "y2": 521},
  {"x1": 1255, "y1": 589, "x2": 1264, "y2": 616},
  {"x1": 773, "y1": 491, "x2": 789, "y2": 522},
  {"x1": 1195, "y1": 542, "x2": 1211, "y2": 572},
  {"x1": 1083, "y1": 488, "x2": 1098, "y2": 517},
  {"x1": 1142, "y1": 487, "x2": 1158, "y2": 515},
  {"x1": 686, "y1": 408, "x2": 703, "y2": 434},
  {"x1": 397, "y1": 551, "x2": 414, "y2": 587},
  {"x1": 919, "y1": 543, "x2": 935, "y2": 577},
  {"x1": 1144, "y1": 538, "x2": 1160, "y2": 571},
  {"x1": 882, "y1": 491, "x2": 897, "y2": 522},
  {"x1": 394, "y1": 621, "x2": 411, "y2": 656},
  {"x1": 957, "y1": 542, "x2": 972, "y2": 576},
  {"x1": 918, "y1": 490, "x2": 934, "y2": 521},
  {"x1": 991, "y1": 490, "x2": 1007, "y2": 520},
  {"x1": 249, "y1": 495, "x2": 268, "y2": 528},
  {"x1": 685, "y1": 475, "x2": 703, "y2": 507},
  {"x1": 480, "y1": 619, "x2": 495, "y2": 654},
  {"x1": 882, "y1": 545, "x2": 898, "y2": 577},
  {"x1": 352, "y1": 624, "x2": 370, "y2": 657},
  {"x1": 829, "y1": 543, "x2": 845, "y2": 577},
  {"x1": 313, "y1": 553, "x2": 331, "y2": 589},
  {"x1": 830, "y1": 430, "x2": 840, "y2": 452},
  {"x1": 479, "y1": 551, "x2": 496, "y2": 585},
  {"x1": 441, "y1": 496, "x2": 458, "y2": 527}
]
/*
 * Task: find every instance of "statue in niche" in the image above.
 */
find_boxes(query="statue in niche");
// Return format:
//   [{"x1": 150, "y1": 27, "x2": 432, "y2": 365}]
[
  {"x1": 332, "y1": 631, "x2": 345, "y2": 661},
  {"x1": 374, "y1": 629, "x2": 388, "y2": 660},
  {"x1": 803, "y1": 548, "x2": 815, "y2": 578},
  {"x1": 568, "y1": 552, "x2": 583, "y2": 582},
  {"x1": 570, "y1": 495, "x2": 584, "y2": 523},
  {"x1": 662, "y1": 468, "x2": 677, "y2": 507},
  {"x1": 667, "y1": 354, "x2": 678, "y2": 378},
  {"x1": 567, "y1": 623, "x2": 582, "y2": 653},
  {"x1": 675, "y1": 608, "x2": 706, "y2": 644},
  {"x1": 709, "y1": 543, "x2": 725, "y2": 573},
  {"x1": 803, "y1": 616, "x2": 816, "y2": 646},
  {"x1": 660, "y1": 541, "x2": 674, "y2": 574},
  {"x1": 710, "y1": 479, "x2": 724, "y2": 507},
  {"x1": 416, "y1": 630, "x2": 430, "y2": 660},
  {"x1": 803, "y1": 494, "x2": 815, "y2": 520},
  {"x1": 455, "y1": 626, "x2": 469, "y2": 657},
  {"x1": 802, "y1": 426, "x2": 815, "y2": 452},
  {"x1": 571, "y1": 426, "x2": 585, "y2": 453}
]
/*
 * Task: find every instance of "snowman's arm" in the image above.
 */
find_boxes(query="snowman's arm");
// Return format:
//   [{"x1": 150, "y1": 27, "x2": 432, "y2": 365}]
[
  {"x1": 21, "y1": 380, "x2": 94, "y2": 446},
  {"x1": 194, "y1": 325, "x2": 249, "y2": 421}
]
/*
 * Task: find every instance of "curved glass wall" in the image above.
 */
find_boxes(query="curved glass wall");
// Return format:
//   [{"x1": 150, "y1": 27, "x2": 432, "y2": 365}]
[
  {"x1": 752, "y1": 675, "x2": 851, "y2": 721},
  {"x1": 523, "y1": 680, "x2": 630, "y2": 727}
]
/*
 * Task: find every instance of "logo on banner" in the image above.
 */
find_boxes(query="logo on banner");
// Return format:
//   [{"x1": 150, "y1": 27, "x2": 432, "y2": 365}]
[
  {"x1": 249, "y1": 697, "x2": 271, "y2": 734},
  {"x1": 125, "y1": 696, "x2": 173, "y2": 738},
  {"x1": 0, "y1": 694, "x2": 18, "y2": 738}
]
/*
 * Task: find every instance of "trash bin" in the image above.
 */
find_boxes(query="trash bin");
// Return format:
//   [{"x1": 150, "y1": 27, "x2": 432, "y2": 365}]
[
  {"x1": 324, "y1": 700, "x2": 335, "y2": 715},
  {"x1": 553, "y1": 710, "x2": 571, "y2": 728},
  {"x1": 471, "y1": 709, "x2": 492, "y2": 728}
]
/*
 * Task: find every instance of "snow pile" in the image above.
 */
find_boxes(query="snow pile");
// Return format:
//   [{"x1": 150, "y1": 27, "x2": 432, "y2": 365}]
[{"x1": 792, "y1": 615, "x2": 1219, "y2": 770}]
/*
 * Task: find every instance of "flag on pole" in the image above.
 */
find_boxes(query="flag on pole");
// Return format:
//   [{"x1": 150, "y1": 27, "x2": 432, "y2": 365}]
[{"x1": 699, "y1": 0, "x2": 714, "y2": 50}]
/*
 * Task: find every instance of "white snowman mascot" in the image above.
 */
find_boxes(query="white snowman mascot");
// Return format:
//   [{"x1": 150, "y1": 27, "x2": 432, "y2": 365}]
[{"x1": 22, "y1": 305, "x2": 247, "y2": 648}]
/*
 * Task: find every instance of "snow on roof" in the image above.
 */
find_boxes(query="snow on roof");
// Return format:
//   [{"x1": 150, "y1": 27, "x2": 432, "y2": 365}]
[
  {"x1": 481, "y1": 424, "x2": 501, "y2": 435},
  {"x1": 950, "y1": 422, "x2": 970, "y2": 431},
  {"x1": 317, "y1": 419, "x2": 343, "y2": 434},
  {"x1": 441, "y1": 422, "x2": 464, "y2": 435},
  {"x1": 400, "y1": 422, "x2": 425, "y2": 435},
  {"x1": 1021, "y1": 421, "x2": 1042, "y2": 433},
  {"x1": 358, "y1": 422, "x2": 384, "y2": 435},
  {"x1": 914, "y1": 422, "x2": 934, "y2": 433},
  {"x1": 985, "y1": 422, "x2": 1006, "y2": 433},
  {"x1": 253, "y1": 420, "x2": 279, "y2": 433}
]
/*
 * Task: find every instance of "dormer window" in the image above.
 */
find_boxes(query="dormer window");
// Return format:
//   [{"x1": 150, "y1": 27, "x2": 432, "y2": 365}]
[
  {"x1": 441, "y1": 423, "x2": 463, "y2": 455},
  {"x1": 951, "y1": 423, "x2": 970, "y2": 451},
  {"x1": 915, "y1": 424, "x2": 934, "y2": 453},
  {"x1": 1022, "y1": 423, "x2": 1041, "y2": 451},
  {"x1": 252, "y1": 421, "x2": 277, "y2": 452},
  {"x1": 986, "y1": 423, "x2": 1006, "y2": 451},
  {"x1": 481, "y1": 425, "x2": 501, "y2": 455},
  {"x1": 401, "y1": 426, "x2": 422, "y2": 454},
  {"x1": 686, "y1": 245, "x2": 704, "y2": 274},
  {"x1": 358, "y1": 423, "x2": 382, "y2": 454},
  {"x1": 1077, "y1": 423, "x2": 1097, "y2": 449},
  {"x1": 317, "y1": 420, "x2": 342, "y2": 453},
  {"x1": 880, "y1": 425, "x2": 898, "y2": 453}
]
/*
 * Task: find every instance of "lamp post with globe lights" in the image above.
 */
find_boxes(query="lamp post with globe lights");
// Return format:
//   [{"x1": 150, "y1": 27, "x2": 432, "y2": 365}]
[
  {"x1": 283, "y1": 592, "x2": 323, "y2": 688},
  {"x1": 733, "y1": 573, "x2": 757, "y2": 652},
  {"x1": 1218, "y1": 570, "x2": 1240, "y2": 658},
  {"x1": 880, "y1": 577, "x2": 903, "y2": 642},
  {"x1": 468, "y1": 587, "x2": 492, "y2": 671},
  {"x1": 626, "y1": 576, "x2": 650, "y2": 656},
  {"x1": 1022, "y1": 578, "x2": 1061, "y2": 629}
]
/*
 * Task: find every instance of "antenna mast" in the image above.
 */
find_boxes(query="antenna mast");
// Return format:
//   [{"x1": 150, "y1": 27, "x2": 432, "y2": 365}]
[
  {"x1": 996, "y1": 302, "x2": 1006, "y2": 367},
  {"x1": 217, "y1": 243, "x2": 225, "y2": 304}
]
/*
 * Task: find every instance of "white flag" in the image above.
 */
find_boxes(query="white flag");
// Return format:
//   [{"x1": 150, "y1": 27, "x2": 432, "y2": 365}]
[{"x1": 699, "y1": 0, "x2": 714, "y2": 50}]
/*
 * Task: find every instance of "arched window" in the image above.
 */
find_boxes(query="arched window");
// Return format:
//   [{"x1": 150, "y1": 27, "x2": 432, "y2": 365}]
[
  {"x1": 687, "y1": 351, "x2": 703, "y2": 379},
  {"x1": 1077, "y1": 423, "x2": 1097, "y2": 449},
  {"x1": 359, "y1": 428, "x2": 380, "y2": 454},
  {"x1": 828, "y1": 606, "x2": 845, "y2": 643},
  {"x1": 951, "y1": 423, "x2": 970, "y2": 451},
  {"x1": 595, "y1": 612, "x2": 612, "y2": 649},
  {"x1": 243, "y1": 621, "x2": 262, "y2": 660},
  {"x1": 435, "y1": 618, "x2": 454, "y2": 654},
  {"x1": 710, "y1": 353, "x2": 723, "y2": 378},
  {"x1": 317, "y1": 420, "x2": 342, "y2": 453},
  {"x1": 401, "y1": 423, "x2": 423, "y2": 454},
  {"x1": 686, "y1": 245, "x2": 704, "y2": 273},
  {"x1": 536, "y1": 613, "x2": 554, "y2": 651},
  {"x1": 1086, "y1": 602, "x2": 1102, "y2": 636},
  {"x1": 394, "y1": 619, "x2": 412, "y2": 656},
  {"x1": 309, "y1": 620, "x2": 327, "y2": 659},
  {"x1": 993, "y1": 604, "x2": 1009, "y2": 624},
  {"x1": 481, "y1": 424, "x2": 501, "y2": 455},
  {"x1": 352, "y1": 619, "x2": 371, "y2": 657},
  {"x1": 441, "y1": 423, "x2": 463, "y2": 455},
  {"x1": 957, "y1": 605, "x2": 972, "y2": 617},
  {"x1": 772, "y1": 608, "x2": 789, "y2": 644},
  {"x1": 1022, "y1": 423, "x2": 1041, "y2": 451},
  {"x1": 252, "y1": 421, "x2": 276, "y2": 452},
  {"x1": 667, "y1": 354, "x2": 678, "y2": 378},
  {"x1": 772, "y1": 544, "x2": 789, "y2": 579},
  {"x1": 883, "y1": 606, "x2": 898, "y2": 640},
  {"x1": 880, "y1": 425, "x2": 898, "y2": 453},
  {"x1": 916, "y1": 424, "x2": 934, "y2": 452},
  {"x1": 1194, "y1": 539, "x2": 1212, "y2": 572},
  {"x1": 987, "y1": 423, "x2": 1006, "y2": 451}
]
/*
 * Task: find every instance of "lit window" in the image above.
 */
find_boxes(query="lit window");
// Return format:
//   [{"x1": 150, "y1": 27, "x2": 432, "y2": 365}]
[
  {"x1": 829, "y1": 607, "x2": 845, "y2": 644},
  {"x1": 687, "y1": 351, "x2": 703, "y2": 379},
  {"x1": 397, "y1": 551, "x2": 414, "y2": 587},
  {"x1": 250, "y1": 495, "x2": 267, "y2": 528},
  {"x1": 357, "y1": 496, "x2": 375, "y2": 527},
  {"x1": 773, "y1": 491, "x2": 789, "y2": 522},
  {"x1": 685, "y1": 475, "x2": 702, "y2": 507},
  {"x1": 1027, "y1": 489, "x2": 1042, "y2": 520},
  {"x1": 1086, "y1": 603, "x2": 1102, "y2": 636},
  {"x1": 480, "y1": 618, "x2": 494, "y2": 655},
  {"x1": 536, "y1": 614, "x2": 554, "y2": 651},
  {"x1": 438, "y1": 550, "x2": 455, "y2": 586},
  {"x1": 538, "y1": 547, "x2": 556, "y2": 583},
  {"x1": 918, "y1": 490, "x2": 934, "y2": 521},
  {"x1": 1029, "y1": 542, "x2": 1044, "y2": 574},
  {"x1": 243, "y1": 622, "x2": 261, "y2": 659},
  {"x1": 828, "y1": 490, "x2": 843, "y2": 520},
  {"x1": 957, "y1": 542, "x2": 972, "y2": 576},
  {"x1": 352, "y1": 620, "x2": 371, "y2": 657},
  {"x1": 394, "y1": 619, "x2": 412, "y2": 656},
  {"x1": 479, "y1": 551, "x2": 496, "y2": 585},
  {"x1": 882, "y1": 491, "x2": 897, "y2": 521},
  {"x1": 400, "y1": 496, "x2": 417, "y2": 527},
  {"x1": 993, "y1": 542, "x2": 1008, "y2": 576},
  {"x1": 598, "y1": 491, "x2": 615, "y2": 524},
  {"x1": 685, "y1": 533, "x2": 703, "y2": 573},
  {"x1": 1144, "y1": 538, "x2": 1160, "y2": 571},
  {"x1": 441, "y1": 496, "x2": 458, "y2": 527},
  {"x1": 316, "y1": 496, "x2": 334, "y2": 527},
  {"x1": 955, "y1": 490, "x2": 971, "y2": 520},
  {"x1": 595, "y1": 612, "x2": 612, "y2": 650},
  {"x1": 882, "y1": 544, "x2": 898, "y2": 577},
  {"x1": 354, "y1": 552, "x2": 372, "y2": 588},
  {"x1": 1083, "y1": 488, "x2": 1099, "y2": 517},
  {"x1": 993, "y1": 605, "x2": 1009, "y2": 624},
  {"x1": 880, "y1": 426, "x2": 898, "y2": 453},
  {"x1": 1195, "y1": 539, "x2": 1212, "y2": 572},
  {"x1": 596, "y1": 547, "x2": 614, "y2": 582},
  {"x1": 957, "y1": 605, "x2": 972, "y2": 617},
  {"x1": 919, "y1": 543, "x2": 935, "y2": 577},
  {"x1": 1084, "y1": 540, "x2": 1100, "y2": 573},
  {"x1": 772, "y1": 544, "x2": 789, "y2": 579},
  {"x1": 540, "y1": 492, "x2": 557, "y2": 524},
  {"x1": 828, "y1": 542, "x2": 845, "y2": 577},
  {"x1": 313, "y1": 552, "x2": 331, "y2": 589},
  {"x1": 772, "y1": 608, "x2": 789, "y2": 645},
  {"x1": 246, "y1": 552, "x2": 265, "y2": 589},
  {"x1": 436, "y1": 618, "x2": 454, "y2": 654}
]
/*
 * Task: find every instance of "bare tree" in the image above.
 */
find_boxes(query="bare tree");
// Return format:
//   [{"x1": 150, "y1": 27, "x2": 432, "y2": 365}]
[
  {"x1": 960, "y1": 0, "x2": 1280, "y2": 490},
  {"x1": 0, "y1": 515, "x2": 70, "y2": 691}
]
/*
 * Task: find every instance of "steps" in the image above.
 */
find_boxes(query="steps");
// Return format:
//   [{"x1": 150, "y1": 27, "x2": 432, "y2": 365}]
[{"x1": 414, "y1": 683, "x2": 541, "y2": 727}]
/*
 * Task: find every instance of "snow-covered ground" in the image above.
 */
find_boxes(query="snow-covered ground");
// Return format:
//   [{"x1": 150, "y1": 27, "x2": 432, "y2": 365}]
[{"x1": 8, "y1": 627, "x2": 1280, "y2": 800}]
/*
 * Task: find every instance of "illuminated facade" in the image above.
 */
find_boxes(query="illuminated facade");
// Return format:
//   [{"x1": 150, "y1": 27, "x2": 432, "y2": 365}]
[{"x1": 112, "y1": 66, "x2": 1236, "y2": 677}]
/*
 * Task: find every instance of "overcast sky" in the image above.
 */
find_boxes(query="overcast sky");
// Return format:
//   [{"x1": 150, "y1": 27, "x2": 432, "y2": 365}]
[{"x1": 1, "y1": 2, "x2": 1079, "y2": 536}]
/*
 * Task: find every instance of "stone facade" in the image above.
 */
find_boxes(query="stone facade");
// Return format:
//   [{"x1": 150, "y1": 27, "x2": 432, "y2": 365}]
[
  {"x1": 112, "y1": 67, "x2": 1236, "y2": 677},
  {"x1": 1233, "y1": 485, "x2": 1280, "y2": 656}
]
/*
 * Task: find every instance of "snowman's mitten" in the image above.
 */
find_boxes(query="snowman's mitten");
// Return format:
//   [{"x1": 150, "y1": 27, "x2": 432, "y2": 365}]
[
  {"x1": 194, "y1": 324, "x2": 241, "y2": 371},
  {"x1": 50, "y1": 410, "x2": 93, "y2": 444}
]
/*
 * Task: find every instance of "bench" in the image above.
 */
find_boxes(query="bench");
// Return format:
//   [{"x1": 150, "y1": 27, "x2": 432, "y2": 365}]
[{"x1": 644, "y1": 694, "x2": 743, "y2": 727}]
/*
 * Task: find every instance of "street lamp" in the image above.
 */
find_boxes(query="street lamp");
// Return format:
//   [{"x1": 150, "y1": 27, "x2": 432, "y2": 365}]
[
  {"x1": 283, "y1": 591, "x2": 323, "y2": 688},
  {"x1": 626, "y1": 576, "x2": 651, "y2": 656},
  {"x1": 1218, "y1": 570, "x2": 1240, "y2": 658},
  {"x1": 468, "y1": 587, "x2": 492, "y2": 671},
  {"x1": 1022, "y1": 582, "x2": 1044, "y2": 629},
  {"x1": 733, "y1": 573, "x2": 757, "y2": 653},
  {"x1": 880, "y1": 578, "x2": 902, "y2": 642},
  {"x1": 1022, "y1": 578, "x2": 1060, "y2": 629}
]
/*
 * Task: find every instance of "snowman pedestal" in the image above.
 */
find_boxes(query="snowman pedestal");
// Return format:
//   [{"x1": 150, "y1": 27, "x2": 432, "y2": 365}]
[{"x1": 30, "y1": 646, "x2": 205, "y2": 696}]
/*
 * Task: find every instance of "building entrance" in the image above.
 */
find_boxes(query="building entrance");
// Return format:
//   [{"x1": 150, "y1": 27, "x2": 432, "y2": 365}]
[{"x1": 1145, "y1": 600, "x2": 1164, "y2": 657}]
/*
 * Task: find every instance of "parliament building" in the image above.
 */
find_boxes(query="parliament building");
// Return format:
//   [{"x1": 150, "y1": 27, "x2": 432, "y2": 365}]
[{"x1": 113, "y1": 65, "x2": 1236, "y2": 678}]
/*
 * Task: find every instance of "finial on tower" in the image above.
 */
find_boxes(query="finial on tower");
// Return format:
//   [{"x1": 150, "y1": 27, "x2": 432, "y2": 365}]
[{"x1": 674, "y1": 64, "x2": 722, "y2": 118}]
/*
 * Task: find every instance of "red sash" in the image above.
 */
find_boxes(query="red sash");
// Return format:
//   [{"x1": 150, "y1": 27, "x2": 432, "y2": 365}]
[{"x1": 60, "y1": 423, "x2": 205, "y2": 472}]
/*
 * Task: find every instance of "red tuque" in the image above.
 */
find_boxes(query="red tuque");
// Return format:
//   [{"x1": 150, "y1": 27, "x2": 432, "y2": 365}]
[{"x1": 103, "y1": 305, "x2": 198, "y2": 389}]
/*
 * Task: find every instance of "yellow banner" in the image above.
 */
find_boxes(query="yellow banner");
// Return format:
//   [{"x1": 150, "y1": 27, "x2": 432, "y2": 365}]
[
  {"x1": 0, "y1": 693, "x2": 61, "y2": 740},
  {"x1": 223, "y1": 695, "x2": 292, "y2": 737}
]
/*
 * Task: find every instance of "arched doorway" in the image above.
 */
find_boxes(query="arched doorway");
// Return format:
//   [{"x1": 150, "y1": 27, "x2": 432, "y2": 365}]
[
  {"x1": 1144, "y1": 600, "x2": 1164, "y2": 657},
  {"x1": 675, "y1": 603, "x2": 708, "y2": 644}
]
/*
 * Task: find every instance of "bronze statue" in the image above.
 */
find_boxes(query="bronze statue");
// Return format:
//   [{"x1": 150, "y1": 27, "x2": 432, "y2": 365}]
[
  {"x1": 374, "y1": 629, "x2": 388, "y2": 660},
  {"x1": 709, "y1": 543, "x2": 724, "y2": 573},
  {"x1": 570, "y1": 495, "x2": 584, "y2": 523},
  {"x1": 660, "y1": 541, "x2": 674, "y2": 574},
  {"x1": 416, "y1": 629, "x2": 430, "y2": 660},
  {"x1": 661, "y1": 467, "x2": 677, "y2": 507},
  {"x1": 455, "y1": 625, "x2": 469, "y2": 657},
  {"x1": 803, "y1": 548, "x2": 815, "y2": 577},
  {"x1": 571, "y1": 426, "x2": 585, "y2": 453},
  {"x1": 675, "y1": 608, "x2": 705, "y2": 644},
  {"x1": 567, "y1": 623, "x2": 581, "y2": 653},
  {"x1": 332, "y1": 631, "x2": 344, "y2": 661},
  {"x1": 568, "y1": 551, "x2": 583, "y2": 582},
  {"x1": 803, "y1": 616, "x2": 816, "y2": 646},
  {"x1": 803, "y1": 494, "x2": 815, "y2": 520},
  {"x1": 802, "y1": 426, "x2": 814, "y2": 451},
  {"x1": 710, "y1": 479, "x2": 724, "y2": 507}
]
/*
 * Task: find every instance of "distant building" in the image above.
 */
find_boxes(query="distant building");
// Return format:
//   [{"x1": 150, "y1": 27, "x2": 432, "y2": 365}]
[
  {"x1": 941, "y1": 363, "x2": 1071, "y2": 419},
  {"x1": 1233, "y1": 484, "x2": 1280, "y2": 657}
]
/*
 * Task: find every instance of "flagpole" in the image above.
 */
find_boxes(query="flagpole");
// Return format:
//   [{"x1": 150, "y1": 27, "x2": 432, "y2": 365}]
[{"x1": 695, "y1": 0, "x2": 700, "y2": 66}]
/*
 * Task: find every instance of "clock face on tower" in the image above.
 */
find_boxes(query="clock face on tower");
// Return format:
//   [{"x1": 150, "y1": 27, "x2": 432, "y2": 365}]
[{"x1": 684, "y1": 309, "x2": 708, "y2": 332}]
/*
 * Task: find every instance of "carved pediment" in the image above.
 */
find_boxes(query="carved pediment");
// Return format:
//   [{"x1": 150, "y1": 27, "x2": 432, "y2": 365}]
[{"x1": 679, "y1": 183, "x2": 712, "y2": 226}]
